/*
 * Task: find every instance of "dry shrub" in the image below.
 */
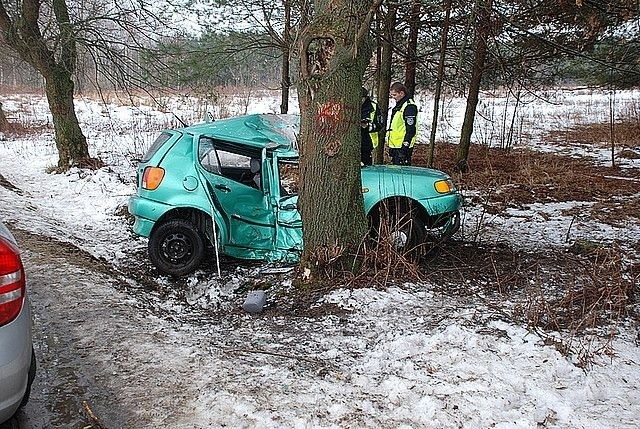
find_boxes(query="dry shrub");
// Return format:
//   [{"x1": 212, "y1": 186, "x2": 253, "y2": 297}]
[
  {"x1": 589, "y1": 198, "x2": 640, "y2": 224},
  {"x1": 76, "y1": 157, "x2": 105, "y2": 170},
  {"x1": 618, "y1": 149, "x2": 640, "y2": 159},
  {"x1": 515, "y1": 241, "x2": 640, "y2": 366},
  {"x1": 0, "y1": 113, "x2": 42, "y2": 136},
  {"x1": 424, "y1": 239, "x2": 636, "y2": 367},
  {"x1": 301, "y1": 210, "x2": 425, "y2": 288},
  {"x1": 547, "y1": 119, "x2": 640, "y2": 149},
  {"x1": 411, "y1": 143, "x2": 639, "y2": 216},
  {"x1": 357, "y1": 215, "x2": 424, "y2": 285}
]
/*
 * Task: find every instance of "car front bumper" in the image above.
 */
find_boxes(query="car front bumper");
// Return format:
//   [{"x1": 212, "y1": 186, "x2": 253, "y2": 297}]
[{"x1": 0, "y1": 301, "x2": 33, "y2": 423}]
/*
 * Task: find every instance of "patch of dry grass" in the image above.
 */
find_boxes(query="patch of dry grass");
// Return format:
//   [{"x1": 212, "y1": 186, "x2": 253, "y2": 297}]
[
  {"x1": 410, "y1": 128, "x2": 638, "y2": 365},
  {"x1": 548, "y1": 120, "x2": 640, "y2": 149},
  {"x1": 412, "y1": 143, "x2": 640, "y2": 222}
]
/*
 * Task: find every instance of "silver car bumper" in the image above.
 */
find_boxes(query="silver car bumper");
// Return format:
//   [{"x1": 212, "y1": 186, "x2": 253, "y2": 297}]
[{"x1": 0, "y1": 300, "x2": 32, "y2": 423}]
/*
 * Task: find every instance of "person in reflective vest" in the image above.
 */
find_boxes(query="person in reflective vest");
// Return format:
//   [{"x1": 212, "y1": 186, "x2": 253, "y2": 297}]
[
  {"x1": 360, "y1": 87, "x2": 383, "y2": 166},
  {"x1": 387, "y1": 82, "x2": 418, "y2": 165}
]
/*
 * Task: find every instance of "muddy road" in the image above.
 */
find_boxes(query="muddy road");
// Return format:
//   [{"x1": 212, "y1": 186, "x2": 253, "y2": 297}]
[
  {"x1": 1, "y1": 228, "x2": 208, "y2": 429},
  {"x1": 0, "y1": 226, "x2": 344, "y2": 429}
]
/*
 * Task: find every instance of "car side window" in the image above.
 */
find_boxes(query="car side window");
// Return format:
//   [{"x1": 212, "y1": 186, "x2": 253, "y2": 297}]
[
  {"x1": 142, "y1": 131, "x2": 172, "y2": 162},
  {"x1": 198, "y1": 137, "x2": 261, "y2": 189},
  {"x1": 198, "y1": 137, "x2": 220, "y2": 174},
  {"x1": 217, "y1": 150, "x2": 252, "y2": 169},
  {"x1": 216, "y1": 149, "x2": 259, "y2": 188}
]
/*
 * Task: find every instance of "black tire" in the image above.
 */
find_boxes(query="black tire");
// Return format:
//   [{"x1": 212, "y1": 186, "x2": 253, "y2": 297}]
[
  {"x1": 18, "y1": 348, "x2": 36, "y2": 409},
  {"x1": 149, "y1": 219, "x2": 205, "y2": 276},
  {"x1": 388, "y1": 212, "x2": 427, "y2": 256},
  {"x1": 370, "y1": 200, "x2": 427, "y2": 258}
]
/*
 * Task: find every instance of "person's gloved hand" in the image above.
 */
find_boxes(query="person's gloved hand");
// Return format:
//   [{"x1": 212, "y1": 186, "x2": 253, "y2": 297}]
[{"x1": 402, "y1": 141, "x2": 410, "y2": 147}]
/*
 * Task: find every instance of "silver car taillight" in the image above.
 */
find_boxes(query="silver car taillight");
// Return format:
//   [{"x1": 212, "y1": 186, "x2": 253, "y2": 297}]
[{"x1": 0, "y1": 236, "x2": 25, "y2": 326}]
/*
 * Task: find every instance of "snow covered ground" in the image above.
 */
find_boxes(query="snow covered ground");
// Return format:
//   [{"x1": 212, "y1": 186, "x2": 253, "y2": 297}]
[{"x1": 0, "y1": 88, "x2": 638, "y2": 428}]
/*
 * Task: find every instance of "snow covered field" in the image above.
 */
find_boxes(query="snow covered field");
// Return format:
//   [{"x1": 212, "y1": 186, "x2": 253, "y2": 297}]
[{"x1": 0, "y1": 88, "x2": 638, "y2": 428}]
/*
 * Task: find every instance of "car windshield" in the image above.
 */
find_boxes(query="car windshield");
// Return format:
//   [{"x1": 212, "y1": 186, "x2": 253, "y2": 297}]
[{"x1": 259, "y1": 114, "x2": 299, "y2": 151}]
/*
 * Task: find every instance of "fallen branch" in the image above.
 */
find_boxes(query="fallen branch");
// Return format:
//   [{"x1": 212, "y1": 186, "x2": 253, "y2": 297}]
[{"x1": 82, "y1": 401, "x2": 107, "y2": 429}]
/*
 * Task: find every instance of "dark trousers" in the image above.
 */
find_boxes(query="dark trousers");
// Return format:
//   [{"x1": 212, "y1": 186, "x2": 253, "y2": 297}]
[
  {"x1": 389, "y1": 147, "x2": 413, "y2": 166},
  {"x1": 361, "y1": 132, "x2": 373, "y2": 166},
  {"x1": 361, "y1": 148, "x2": 372, "y2": 166}
]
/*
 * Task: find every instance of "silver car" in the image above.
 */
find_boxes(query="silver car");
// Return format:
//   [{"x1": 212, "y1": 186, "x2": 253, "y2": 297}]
[{"x1": 0, "y1": 221, "x2": 35, "y2": 423}]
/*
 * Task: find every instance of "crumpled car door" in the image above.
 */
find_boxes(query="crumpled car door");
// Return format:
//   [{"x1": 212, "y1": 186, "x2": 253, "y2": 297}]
[{"x1": 195, "y1": 138, "x2": 276, "y2": 254}]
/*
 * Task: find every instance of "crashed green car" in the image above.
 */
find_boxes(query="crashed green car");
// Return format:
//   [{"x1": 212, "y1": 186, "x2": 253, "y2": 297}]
[{"x1": 128, "y1": 114, "x2": 461, "y2": 276}]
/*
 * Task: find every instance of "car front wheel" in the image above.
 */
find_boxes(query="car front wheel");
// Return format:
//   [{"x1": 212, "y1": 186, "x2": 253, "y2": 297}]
[
  {"x1": 387, "y1": 212, "x2": 427, "y2": 256},
  {"x1": 370, "y1": 201, "x2": 427, "y2": 258},
  {"x1": 149, "y1": 219, "x2": 205, "y2": 276}
]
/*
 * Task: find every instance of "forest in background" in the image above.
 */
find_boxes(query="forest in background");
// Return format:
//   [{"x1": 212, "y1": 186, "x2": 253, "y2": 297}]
[
  {"x1": 1, "y1": 0, "x2": 638, "y2": 95},
  {"x1": 1, "y1": 0, "x2": 639, "y2": 275}
]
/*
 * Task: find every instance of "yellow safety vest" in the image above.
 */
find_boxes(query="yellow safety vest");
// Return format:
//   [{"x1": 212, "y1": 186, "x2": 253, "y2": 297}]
[
  {"x1": 388, "y1": 99, "x2": 418, "y2": 149},
  {"x1": 369, "y1": 101, "x2": 379, "y2": 148}
]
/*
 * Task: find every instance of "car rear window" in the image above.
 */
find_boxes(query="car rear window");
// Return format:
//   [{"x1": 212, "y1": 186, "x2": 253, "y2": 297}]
[{"x1": 141, "y1": 132, "x2": 172, "y2": 162}]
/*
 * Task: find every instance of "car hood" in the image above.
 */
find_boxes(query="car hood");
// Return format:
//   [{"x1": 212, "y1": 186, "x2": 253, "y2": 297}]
[{"x1": 362, "y1": 165, "x2": 452, "y2": 182}]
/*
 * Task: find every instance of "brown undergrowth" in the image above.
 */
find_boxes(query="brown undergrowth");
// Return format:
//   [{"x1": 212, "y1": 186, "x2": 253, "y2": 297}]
[
  {"x1": 403, "y1": 129, "x2": 639, "y2": 365},
  {"x1": 412, "y1": 142, "x2": 640, "y2": 222},
  {"x1": 547, "y1": 119, "x2": 640, "y2": 149}
]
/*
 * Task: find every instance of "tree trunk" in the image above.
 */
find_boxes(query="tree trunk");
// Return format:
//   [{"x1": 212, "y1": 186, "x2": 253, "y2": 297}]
[
  {"x1": 0, "y1": 0, "x2": 91, "y2": 171},
  {"x1": 373, "y1": 3, "x2": 396, "y2": 165},
  {"x1": 404, "y1": 0, "x2": 421, "y2": 95},
  {"x1": 456, "y1": 0, "x2": 492, "y2": 172},
  {"x1": 280, "y1": 0, "x2": 292, "y2": 114},
  {"x1": 297, "y1": 0, "x2": 374, "y2": 278},
  {"x1": 43, "y1": 67, "x2": 89, "y2": 170},
  {"x1": 0, "y1": 101, "x2": 9, "y2": 131},
  {"x1": 427, "y1": 0, "x2": 453, "y2": 167}
]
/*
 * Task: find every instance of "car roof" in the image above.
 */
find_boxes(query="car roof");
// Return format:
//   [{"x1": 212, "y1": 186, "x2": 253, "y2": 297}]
[{"x1": 178, "y1": 113, "x2": 300, "y2": 157}]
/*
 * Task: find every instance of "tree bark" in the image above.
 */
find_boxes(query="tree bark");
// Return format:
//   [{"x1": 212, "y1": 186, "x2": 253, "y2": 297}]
[
  {"x1": 280, "y1": 0, "x2": 292, "y2": 114},
  {"x1": 373, "y1": 3, "x2": 396, "y2": 165},
  {"x1": 0, "y1": 0, "x2": 91, "y2": 170},
  {"x1": 456, "y1": 0, "x2": 492, "y2": 173},
  {"x1": 297, "y1": 0, "x2": 374, "y2": 278},
  {"x1": 404, "y1": 0, "x2": 422, "y2": 95},
  {"x1": 428, "y1": 0, "x2": 453, "y2": 167},
  {"x1": 0, "y1": 101, "x2": 9, "y2": 131},
  {"x1": 43, "y1": 66, "x2": 89, "y2": 169}
]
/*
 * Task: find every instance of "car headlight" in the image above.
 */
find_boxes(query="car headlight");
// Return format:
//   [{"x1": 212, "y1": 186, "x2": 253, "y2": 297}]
[{"x1": 434, "y1": 179, "x2": 455, "y2": 194}]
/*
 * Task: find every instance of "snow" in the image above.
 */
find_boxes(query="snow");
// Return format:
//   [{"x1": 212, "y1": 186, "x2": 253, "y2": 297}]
[{"x1": 0, "y1": 88, "x2": 639, "y2": 428}]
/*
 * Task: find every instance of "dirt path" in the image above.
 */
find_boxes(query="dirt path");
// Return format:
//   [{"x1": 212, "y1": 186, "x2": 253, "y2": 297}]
[{"x1": 1, "y1": 228, "x2": 202, "y2": 429}]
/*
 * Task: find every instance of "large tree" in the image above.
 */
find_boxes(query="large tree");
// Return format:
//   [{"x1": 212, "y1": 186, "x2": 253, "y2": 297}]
[
  {"x1": 0, "y1": 0, "x2": 89, "y2": 170},
  {"x1": 296, "y1": 0, "x2": 377, "y2": 278},
  {"x1": 0, "y1": 0, "x2": 169, "y2": 170}
]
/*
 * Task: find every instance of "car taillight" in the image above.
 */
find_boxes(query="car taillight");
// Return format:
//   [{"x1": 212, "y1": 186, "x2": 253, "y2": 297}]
[
  {"x1": 0, "y1": 236, "x2": 25, "y2": 326},
  {"x1": 142, "y1": 166, "x2": 165, "y2": 190}
]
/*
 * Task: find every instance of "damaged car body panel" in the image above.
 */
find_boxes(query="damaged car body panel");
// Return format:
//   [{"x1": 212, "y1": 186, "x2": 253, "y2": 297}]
[{"x1": 129, "y1": 114, "x2": 461, "y2": 276}]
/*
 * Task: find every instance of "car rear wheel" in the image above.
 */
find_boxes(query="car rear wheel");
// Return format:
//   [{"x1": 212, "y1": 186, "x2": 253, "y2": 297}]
[{"x1": 149, "y1": 219, "x2": 205, "y2": 276}]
